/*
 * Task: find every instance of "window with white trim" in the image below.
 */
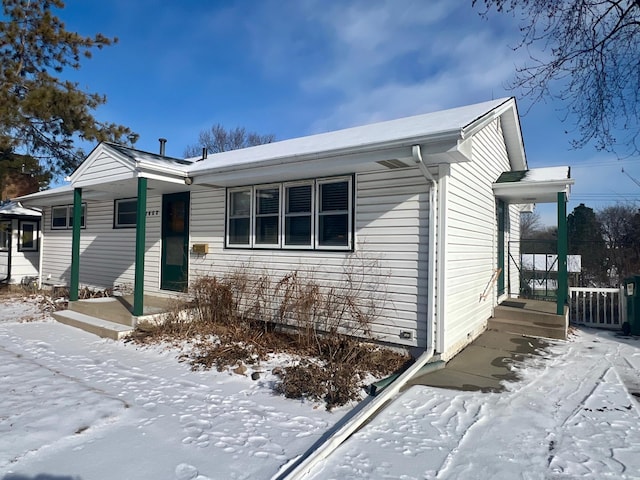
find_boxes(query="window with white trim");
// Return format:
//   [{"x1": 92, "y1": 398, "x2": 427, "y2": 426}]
[
  {"x1": 51, "y1": 204, "x2": 86, "y2": 229},
  {"x1": 226, "y1": 176, "x2": 352, "y2": 250},
  {"x1": 18, "y1": 220, "x2": 39, "y2": 252},
  {"x1": 228, "y1": 189, "x2": 252, "y2": 246},
  {"x1": 317, "y1": 179, "x2": 350, "y2": 247},
  {"x1": 284, "y1": 183, "x2": 313, "y2": 247},
  {"x1": 114, "y1": 198, "x2": 137, "y2": 228}
]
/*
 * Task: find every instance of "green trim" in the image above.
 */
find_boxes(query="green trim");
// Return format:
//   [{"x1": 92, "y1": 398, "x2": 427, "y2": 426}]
[
  {"x1": 133, "y1": 177, "x2": 148, "y2": 316},
  {"x1": 497, "y1": 200, "x2": 505, "y2": 295},
  {"x1": 495, "y1": 170, "x2": 528, "y2": 183},
  {"x1": 70, "y1": 188, "x2": 82, "y2": 301},
  {"x1": 557, "y1": 192, "x2": 568, "y2": 315}
]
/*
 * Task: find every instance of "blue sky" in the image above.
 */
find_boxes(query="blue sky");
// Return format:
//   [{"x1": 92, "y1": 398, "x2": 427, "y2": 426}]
[{"x1": 58, "y1": 0, "x2": 639, "y2": 225}]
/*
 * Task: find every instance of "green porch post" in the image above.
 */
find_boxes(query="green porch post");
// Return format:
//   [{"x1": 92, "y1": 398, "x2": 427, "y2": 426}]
[
  {"x1": 557, "y1": 191, "x2": 568, "y2": 315},
  {"x1": 69, "y1": 187, "x2": 82, "y2": 301},
  {"x1": 133, "y1": 177, "x2": 148, "y2": 316}
]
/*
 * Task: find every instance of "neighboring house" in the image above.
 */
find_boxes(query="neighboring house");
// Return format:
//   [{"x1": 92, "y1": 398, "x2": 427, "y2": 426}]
[
  {"x1": 0, "y1": 201, "x2": 41, "y2": 286},
  {"x1": 18, "y1": 97, "x2": 573, "y2": 359}
]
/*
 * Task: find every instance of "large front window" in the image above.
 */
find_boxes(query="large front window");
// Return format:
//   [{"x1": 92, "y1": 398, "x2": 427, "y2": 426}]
[{"x1": 226, "y1": 176, "x2": 353, "y2": 250}]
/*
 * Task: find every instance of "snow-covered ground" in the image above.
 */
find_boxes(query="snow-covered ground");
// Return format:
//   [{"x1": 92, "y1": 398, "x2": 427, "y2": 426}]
[
  {"x1": 0, "y1": 296, "x2": 340, "y2": 480},
  {"x1": 1, "y1": 296, "x2": 640, "y2": 480},
  {"x1": 306, "y1": 329, "x2": 640, "y2": 480}
]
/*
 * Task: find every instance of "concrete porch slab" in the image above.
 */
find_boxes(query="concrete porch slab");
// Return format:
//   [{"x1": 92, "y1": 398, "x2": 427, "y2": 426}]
[
  {"x1": 405, "y1": 330, "x2": 553, "y2": 392},
  {"x1": 56, "y1": 294, "x2": 178, "y2": 339}
]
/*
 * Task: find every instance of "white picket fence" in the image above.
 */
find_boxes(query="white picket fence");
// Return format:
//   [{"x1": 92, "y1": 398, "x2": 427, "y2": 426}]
[{"x1": 569, "y1": 287, "x2": 625, "y2": 330}]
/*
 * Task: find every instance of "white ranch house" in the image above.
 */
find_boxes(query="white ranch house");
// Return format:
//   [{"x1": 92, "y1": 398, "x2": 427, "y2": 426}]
[{"x1": 18, "y1": 98, "x2": 573, "y2": 360}]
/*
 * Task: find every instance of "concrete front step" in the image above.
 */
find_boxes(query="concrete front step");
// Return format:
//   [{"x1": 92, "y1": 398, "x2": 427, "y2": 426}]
[
  {"x1": 52, "y1": 310, "x2": 133, "y2": 340},
  {"x1": 492, "y1": 304, "x2": 566, "y2": 325},
  {"x1": 69, "y1": 298, "x2": 133, "y2": 327},
  {"x1": 488, "y1": 316, "x2": 567, "y2": 340}
]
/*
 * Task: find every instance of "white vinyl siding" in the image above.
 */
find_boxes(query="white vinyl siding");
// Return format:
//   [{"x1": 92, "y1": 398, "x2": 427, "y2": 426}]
[
  {"x1": 191, "y1": 167, "x2": 430, "y2": 348},
  {"x1": 39, "y1": 197, "x2": 163, "y2": 294},
  {"x1": 442, "y1": 118, "x2": 512, "y2": 358},
  {"x1": 76, "y1": 151, "x2": 134, "y2": 184}
]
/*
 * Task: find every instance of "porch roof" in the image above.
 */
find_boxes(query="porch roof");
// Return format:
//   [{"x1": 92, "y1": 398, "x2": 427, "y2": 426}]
[
  {"x1": 492, "y1": 166, "x2": 574, "y2": 204},
  {"x1": 0, "y1": 201, "x2": 42, "y2": 218}
]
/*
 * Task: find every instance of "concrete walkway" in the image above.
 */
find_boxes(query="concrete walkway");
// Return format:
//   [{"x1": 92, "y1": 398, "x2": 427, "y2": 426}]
[{"x1": 405, "y1": 330, "x2": 551, "y2": 392}]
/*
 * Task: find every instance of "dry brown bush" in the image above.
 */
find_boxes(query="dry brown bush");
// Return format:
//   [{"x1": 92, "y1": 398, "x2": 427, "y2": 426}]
[{"x1": 128, "y1": 256, "x2": 410, "y2": 410}]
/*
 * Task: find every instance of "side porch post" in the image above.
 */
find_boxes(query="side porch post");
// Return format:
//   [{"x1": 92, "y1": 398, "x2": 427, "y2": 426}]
[
  {"x1": 557, "y1": 191, "x2": 568, "y2": 315},
  {"x1": 69, "y1": 187, "x2": 82, "y2": 301},
  {"x1": 133, "y1": 177, "x2": 148, "y2": 316}
]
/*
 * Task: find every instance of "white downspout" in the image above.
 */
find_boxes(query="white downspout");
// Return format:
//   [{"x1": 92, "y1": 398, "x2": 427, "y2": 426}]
[
  {"x1": 412, "y1": 144, "x2": 438, "y2": 356},
  {"x1": 273, "y1": 148, "x2": 440, "y2": 480}
]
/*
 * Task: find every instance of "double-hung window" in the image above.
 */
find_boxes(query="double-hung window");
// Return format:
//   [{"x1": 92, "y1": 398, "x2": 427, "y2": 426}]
[
  {"x1": 114, "y1": 198, "x2": 137, "y2": 228},
  {"x1": 255, "y1": 186, "x2": 280, "y2": 246},
  {"x1": 317, "y1": 179, "x2": 351, "y2": 248},
  {"x1": 226, "y1": 176, "x2": 352, "y2": 250},
  {"x1": 228, "y1": 189, "x2": 252, "y2": 246},
  {"x1": 284, "y1": 183, "x2": 313, "y2": 247},
  {"x1": 51, "y1": 204, "x2": 86, "y2": 230}
]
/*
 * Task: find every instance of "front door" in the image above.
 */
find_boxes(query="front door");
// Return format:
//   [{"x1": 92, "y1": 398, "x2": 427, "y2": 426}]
[{"x1": 161, "y1": 192, "x2": 190, "y2": 291}]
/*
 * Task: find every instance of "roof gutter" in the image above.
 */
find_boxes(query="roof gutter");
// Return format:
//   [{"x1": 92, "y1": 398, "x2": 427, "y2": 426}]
[{"x1": 189, "y1": 130, "x2": 463, "y2": 177}]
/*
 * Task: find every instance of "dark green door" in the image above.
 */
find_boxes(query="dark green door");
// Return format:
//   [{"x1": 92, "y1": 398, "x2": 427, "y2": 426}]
[
  {"x1": 497, "y1": 199, "x2": 505, "y2": 296},
  {"x1": 161, "y1": 192, "x2": 190, "y2": 291}
]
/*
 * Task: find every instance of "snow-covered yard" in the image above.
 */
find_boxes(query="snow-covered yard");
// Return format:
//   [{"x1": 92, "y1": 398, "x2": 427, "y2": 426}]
[
  {"x1": 1, "y1": 295, "x2": 640, "y2": 480},
  {"x1": 0, "y1": 296, "x2": 340, "y2": 480}
]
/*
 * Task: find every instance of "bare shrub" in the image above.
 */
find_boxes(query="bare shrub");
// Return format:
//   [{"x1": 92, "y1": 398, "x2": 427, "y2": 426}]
[
  {"x1": 190, "y1": 276, "x2": 235, "y2": 325},
  {"x1": 186, "y1": 339, "x2": 260, "y2": 372},
  {"x1": 128, "y1": 252, "x2": 408, "y2": 410},
  {"x1": 275, "y1": 361, "x2": 329, "y2": 401}
]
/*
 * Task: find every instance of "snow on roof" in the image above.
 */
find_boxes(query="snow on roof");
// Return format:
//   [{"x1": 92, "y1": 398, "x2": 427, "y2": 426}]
[
  {"x1": 105, "y1": 143, "x2": 193, "y2": 168},
  {"x1": 496, "y1": 166, "x2": 571, "y2": 184},
  {"x1": 14, "y1": 185, "x2": 73, "y2": 202},
  {"x1": 186, "y1": 98, "x2": 512, "y2": 173},
  {"x1": 0, "y1": 201, "x2": 42, "y2": 217}
]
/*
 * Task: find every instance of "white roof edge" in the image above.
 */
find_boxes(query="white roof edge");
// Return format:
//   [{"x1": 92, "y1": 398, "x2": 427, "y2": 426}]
[
  {"x1": 15, "y1": 185, "x2": 74, "y2": 202},
  {"x1": 186, "y1": 97, "x2": 515, "y2": 176}
]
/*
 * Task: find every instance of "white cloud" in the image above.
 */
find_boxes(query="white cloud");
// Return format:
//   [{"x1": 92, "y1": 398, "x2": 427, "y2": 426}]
[{"x1": 235, "y1": 1, "x2": 531, "y2": 132}]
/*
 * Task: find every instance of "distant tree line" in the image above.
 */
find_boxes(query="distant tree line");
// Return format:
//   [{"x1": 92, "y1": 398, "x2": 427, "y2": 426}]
[{"x1": 521, "y1": 203, "x2": 640, "y2": 286}]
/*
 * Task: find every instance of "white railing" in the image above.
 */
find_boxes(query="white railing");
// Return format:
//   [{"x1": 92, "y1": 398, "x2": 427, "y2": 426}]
[{"x1": 569, "y1": 287, "x2": 625, "y2": 330}]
